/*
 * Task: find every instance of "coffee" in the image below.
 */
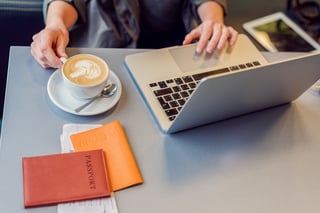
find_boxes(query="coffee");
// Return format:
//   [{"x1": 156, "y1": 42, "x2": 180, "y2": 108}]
[
  {"x1": 63, "y1": 54, "x2": 108, "y2": 86},
  {"x1": 61, "y1": 54, "x2": 110, "y2": 100}
]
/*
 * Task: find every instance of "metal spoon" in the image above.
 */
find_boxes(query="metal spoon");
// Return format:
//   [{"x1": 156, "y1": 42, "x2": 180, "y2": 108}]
[{"x1": 74, "y1": 83, "x2": 117, "y2": 113}]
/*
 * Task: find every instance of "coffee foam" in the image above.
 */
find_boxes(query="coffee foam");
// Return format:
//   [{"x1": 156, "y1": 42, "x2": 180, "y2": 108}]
[{"x1": 63, "y1": 55, "x2": 108, "y2": 86}]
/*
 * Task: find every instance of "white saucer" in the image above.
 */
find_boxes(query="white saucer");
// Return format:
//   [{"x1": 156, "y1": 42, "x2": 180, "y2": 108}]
[{"x1": 47, "y1": 70, "x2": 122, "y2": 116}]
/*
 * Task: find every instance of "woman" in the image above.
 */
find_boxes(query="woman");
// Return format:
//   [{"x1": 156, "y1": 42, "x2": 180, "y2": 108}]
[{"x1": 31, "y1": 0, "x2": 238, "y2": 68}]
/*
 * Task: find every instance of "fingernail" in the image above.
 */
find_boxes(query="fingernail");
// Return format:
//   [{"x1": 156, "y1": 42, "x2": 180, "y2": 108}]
[{"x1": 206, "y1": 47, "x2": 213, "y2": 54}]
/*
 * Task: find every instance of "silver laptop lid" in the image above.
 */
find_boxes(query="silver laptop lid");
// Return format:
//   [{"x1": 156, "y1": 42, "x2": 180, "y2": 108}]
[{"x1": 168, "y1": 51, "x2": 320, "y2": 133}]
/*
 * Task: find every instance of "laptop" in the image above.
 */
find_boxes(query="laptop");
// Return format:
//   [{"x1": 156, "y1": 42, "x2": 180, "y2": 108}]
[{"x1": 124, "y1": 34, "x2": 320, "y2": 133}]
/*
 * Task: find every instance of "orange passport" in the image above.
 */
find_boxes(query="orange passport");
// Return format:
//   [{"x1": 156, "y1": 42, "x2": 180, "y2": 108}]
[
  {"x1": 22, "y1": 149, "x2": 110, "y2": 208},
  {"x1": 71, "y1": 120, "x2": 143, "y2": 191}
]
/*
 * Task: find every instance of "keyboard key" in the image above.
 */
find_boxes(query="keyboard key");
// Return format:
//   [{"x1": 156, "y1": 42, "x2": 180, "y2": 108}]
[
  {"x1": 166, "y1": 79, "x2": 174, "y2": 84},
  {"x1": 157, "y1": 97, "x2": 165, "y2": 105},
  {"x1": 180, "y1": 91, "x2": 189, "y2": 98},
  {"x1": 169, "y1": 116, "x2": 176, "y2": 121},
  {"x1": 229, "y1": 66, "x2": 239, "y2": 71},
  {"x1": 193, "y1": 67, "x2": 229, "y2": 81},
  {"x1": 163, "y1": 95, "x2": 173, "y2": 102},
  {"x1": 172, "y1": 93, "x2": 181, "y2": 99},
  {"x1": 158, "y1": 81, "x2": 167, "y2": 88},
  {"x1": 181, "y1": 84, "x2": 190, "y2": 90},
  {"x1": 189, "y1": 82, "x2": 197, "y2": 88},
  {"x1": 246, "y1": 62, "x2": 253, "y2": 67},
  {"x1": 169, "y1": 101, "x2": 179, "y2": 108},
  {"x1": 149, "y1": 82, "x2": 157, "y2": 87},
  {"x1": 154, "y1": 88, "x2": 173, "y2": 96},
  {"x1": 165, "y1": 109, "x2": 178, "y2": 117},
  {"x1": 182, "y1": 76, "x2": 194, "y2": 83},
  {"x1": 178, "y1": 99, "x2": 186, "y2": 106},
  {"x1": 162, "y1": 103, "x2": 170, "y2": 110},
  {"x1": 157, "y1": 97, "x2": 170, "y2": 110},
  {"x1": 172, "y1": 86, "x2": 181, "y2": 92},
  {"x1": 174, "y1": 78, "x2": 184, "y2": 85},
  {"x1": 253, "y1": 61, "x2": 261, "y2": 66}
]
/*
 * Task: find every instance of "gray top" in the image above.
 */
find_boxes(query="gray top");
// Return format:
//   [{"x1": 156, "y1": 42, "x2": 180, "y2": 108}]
[
  {"x1": 43, "y1": 0, "x2": 227, "y2": 48},
  {"x1": 1, "y1": 47, "x2": 320, "y2": 213},
  {"x1": 139, "y1": 0, "x2": 189, "y2": 32}
]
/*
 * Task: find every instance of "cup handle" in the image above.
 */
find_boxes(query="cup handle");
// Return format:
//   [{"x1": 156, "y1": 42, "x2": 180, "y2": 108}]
[{"x1": 60, "y1": 57, "x2": 67, "y2": 64}]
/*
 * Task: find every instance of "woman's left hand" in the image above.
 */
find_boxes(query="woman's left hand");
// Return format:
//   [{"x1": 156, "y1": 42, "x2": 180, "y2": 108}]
[{"x1": 183, "y1": 20, "x2": 238, "y2": 54}]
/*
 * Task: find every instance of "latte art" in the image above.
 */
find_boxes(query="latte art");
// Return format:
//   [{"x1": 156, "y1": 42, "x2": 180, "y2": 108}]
[
  {"x1": 63, "y1": 54, "x2": 108, "y2": 86},
  {"x1": 69, "y1": 60, "x2": 102, "y2": 81}
]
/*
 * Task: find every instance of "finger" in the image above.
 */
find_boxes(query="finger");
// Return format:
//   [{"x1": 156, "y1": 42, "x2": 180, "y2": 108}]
[
  {"x1": 44, "y1": 50, "x2": 63, "y2": 69},
  {"x1": 196, "y1": 24, "x2": 213, "y2": 53},
  {"x1": 183, "y1": 28, "x2": 200, "y2": 45},
  {"x1": 183, "y1": 32, "x2": 195, "y2": 45},
  {"x1": 216, "y1": 26, "x2": 231, "y2": 50},
  {"x1": 30, "y1": 44, "x2": 50, "y2": 68},
  {"x1": 37, "y1": 33, "x2": 64, "y2": 68},
  {"x1": 55, "y1": 32, "x2": 69, "y2": 59},
  {"x1": 30, "y1": 40, "x2": 51, "y2": 68},
  {"x1": 206, "y1": 23, "x2": 223, "y2": 53},
  {"x1": 228, "y1": 27, "x2": 239, "y2": 46},
  {"x1": 32, "y1": 31, "x2": 56, "y2": 66}
]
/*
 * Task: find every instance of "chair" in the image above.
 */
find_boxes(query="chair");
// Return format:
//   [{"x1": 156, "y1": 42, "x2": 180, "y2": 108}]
[{"x1": 0, "y1": 0, "x2": 44, "y2": 118}]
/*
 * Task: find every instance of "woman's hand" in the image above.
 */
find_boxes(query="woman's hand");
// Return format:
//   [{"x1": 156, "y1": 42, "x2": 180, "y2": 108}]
[
  {"x1": 183, "y1": 1, "x2": 238, "y2": 54},
  {"x1": 183, "y1": 20, "x2": 238, "y2": 53},
  {"x1": 30, "y1": 0, "x2": 78, "y2": 68},
  {"x1": 31, "y1": 26, "x2": 69, "y2": 68}
]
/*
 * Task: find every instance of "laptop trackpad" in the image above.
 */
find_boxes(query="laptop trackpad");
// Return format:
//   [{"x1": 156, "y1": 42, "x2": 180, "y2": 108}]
[{"x1": 168, "y1": 44, "x2": 225, "y2": 73}]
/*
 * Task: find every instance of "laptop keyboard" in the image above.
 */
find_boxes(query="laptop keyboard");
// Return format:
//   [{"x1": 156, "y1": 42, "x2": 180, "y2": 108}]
[{"x1": 149, "y1": 61, "x2": 262, "y2": 121}]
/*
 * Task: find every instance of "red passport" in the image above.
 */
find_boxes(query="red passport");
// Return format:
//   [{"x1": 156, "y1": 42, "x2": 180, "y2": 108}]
[{"x1": 22, "y1": 149, "x2": 110, "y2": 208}]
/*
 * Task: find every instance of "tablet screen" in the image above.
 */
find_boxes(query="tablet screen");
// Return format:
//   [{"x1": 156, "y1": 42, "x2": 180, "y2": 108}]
[{"x1": 252, "y1": 19, "x2": 315, "y2": 52}]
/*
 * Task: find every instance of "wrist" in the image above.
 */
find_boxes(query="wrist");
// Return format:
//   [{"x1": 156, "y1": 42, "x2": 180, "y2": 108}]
[
  {"x1": 46, "y1": 0, "x2": 78, "y2": 30},
  {"x1": 198, "y1": 1, "x2": 224, "y2": 23},
  {"x1": 45, "y1": 19, "x2": 68, "y2": 32}
]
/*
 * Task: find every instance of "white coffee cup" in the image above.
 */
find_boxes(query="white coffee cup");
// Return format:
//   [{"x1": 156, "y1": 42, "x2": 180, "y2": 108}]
[{"x1": 61, "y1": 54, "x2": 109, "y2": 99}]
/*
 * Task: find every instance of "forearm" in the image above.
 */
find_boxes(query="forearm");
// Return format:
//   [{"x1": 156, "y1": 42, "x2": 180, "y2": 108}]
[
  {"x1": 185, "y1": 0, "x2": 237, "y2": 52},
  {"x1": 46, "y1": 1, "x2": 78, "y2": 30},
  {"x1": 197, "y1": 1, "x2": 224, "y2": 23}
]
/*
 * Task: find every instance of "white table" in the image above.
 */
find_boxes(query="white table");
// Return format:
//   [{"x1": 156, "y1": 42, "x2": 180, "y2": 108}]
[{"x1": 1, "y1": 46, "x2": 320, "y2": 213}]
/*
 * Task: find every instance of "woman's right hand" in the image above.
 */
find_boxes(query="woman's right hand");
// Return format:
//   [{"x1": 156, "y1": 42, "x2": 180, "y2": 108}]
[
  {"x1": 31, "y1": 26, "x2": 69, "y2": 69},
  {"x1": 30, "y1": 0, "x2": 78, "y2": 69}
]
